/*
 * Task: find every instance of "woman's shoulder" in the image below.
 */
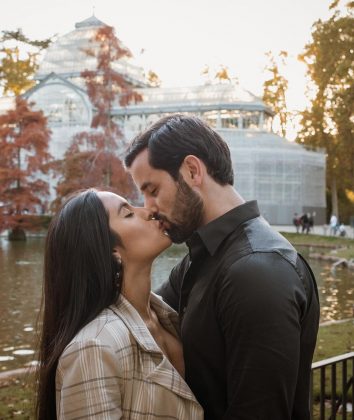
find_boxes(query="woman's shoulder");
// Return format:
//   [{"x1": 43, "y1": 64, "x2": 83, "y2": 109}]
[{"x1": 61, "y1": 307, "x2": 132, "y2": 358}]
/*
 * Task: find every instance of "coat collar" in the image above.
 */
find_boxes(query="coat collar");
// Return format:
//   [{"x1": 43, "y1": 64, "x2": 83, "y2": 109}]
[
  {"x1": 109, "y1": 292, "x2": 180, "y2": 354},
  {"x1": 109, "y1": 293, "x2": 200, "y2": 405}
]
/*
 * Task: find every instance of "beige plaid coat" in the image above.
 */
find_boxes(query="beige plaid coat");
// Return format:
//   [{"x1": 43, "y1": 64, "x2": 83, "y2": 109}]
[{"x1": 56, "y1": 293, "x2": 203, "y2": 419}]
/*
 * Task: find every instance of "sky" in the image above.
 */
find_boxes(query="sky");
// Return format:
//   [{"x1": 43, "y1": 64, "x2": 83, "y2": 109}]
[{"x1": 0, "y1": 0, "x2": 341, "y2": 138}]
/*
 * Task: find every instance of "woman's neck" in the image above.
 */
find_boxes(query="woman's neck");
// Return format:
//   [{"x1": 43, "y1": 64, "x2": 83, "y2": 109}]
[{"x1": 121, "y1": 263, "x2": 153, "y2": 322}]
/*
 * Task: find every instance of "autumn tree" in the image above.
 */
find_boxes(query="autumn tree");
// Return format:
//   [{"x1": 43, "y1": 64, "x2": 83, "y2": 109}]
[
  {"x1": 262, "y1": 51, "x2": 289, "y2": 138},
  {"x1": 0, "y1": 97, "x2": 52, "y2": 239},
  {"x1": 147, "y1": 70, "x2": 161, "y2": 87},
  {"x1": 0, "y1": 29, "x2": 51, "y2": 96},
  {"x1": 297, "y1": 1, "x2": 354, "y2": 220},
  {"x1": 215, "y1": 65, "x2": 231, "y2": 83},
  {"x1": 55, "y1": 25, "x2": 141, "y2": 208}
]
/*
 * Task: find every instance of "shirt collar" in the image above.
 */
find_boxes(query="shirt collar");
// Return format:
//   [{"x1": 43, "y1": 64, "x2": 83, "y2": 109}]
[{"x1": 186, "y1": 200, "x2": 260, "y2": 258}]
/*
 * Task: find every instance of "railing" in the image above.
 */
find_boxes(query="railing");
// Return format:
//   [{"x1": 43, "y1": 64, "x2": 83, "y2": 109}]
[{"x1": 311, "y1": 352, "x2": 354, "y2": 419}]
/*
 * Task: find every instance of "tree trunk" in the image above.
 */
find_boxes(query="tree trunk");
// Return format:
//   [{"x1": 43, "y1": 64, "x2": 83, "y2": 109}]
[
  {"x1": 8, "y1": 227, "x2": 26, "y2": 241},
  {"x1": 331, "y1": 176, "x2": 339, "y2": 218}
]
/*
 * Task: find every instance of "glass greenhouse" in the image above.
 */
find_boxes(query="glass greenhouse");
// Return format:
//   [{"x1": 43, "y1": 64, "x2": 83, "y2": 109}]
[{"x1": 19, "y1": 15, "x2": 326, "y2": 224}]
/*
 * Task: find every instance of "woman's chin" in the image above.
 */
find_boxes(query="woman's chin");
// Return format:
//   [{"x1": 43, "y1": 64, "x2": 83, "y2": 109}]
[{"x1": 156, "y1": 236, "x2": 172, "y2": 254}]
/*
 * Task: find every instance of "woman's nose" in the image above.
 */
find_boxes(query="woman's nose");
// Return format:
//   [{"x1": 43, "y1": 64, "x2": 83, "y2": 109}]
[{"x1": 134, "y1": 206, "x2": 154, "y2": 220}]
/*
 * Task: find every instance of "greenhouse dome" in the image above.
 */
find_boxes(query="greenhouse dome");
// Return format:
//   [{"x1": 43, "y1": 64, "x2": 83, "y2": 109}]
[{"x1": 36, "y1": 15, "x2": 148, "y2": 88}]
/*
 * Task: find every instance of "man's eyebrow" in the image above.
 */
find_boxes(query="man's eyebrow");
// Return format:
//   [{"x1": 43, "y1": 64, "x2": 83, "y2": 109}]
[{"x1": 140, "y1": 182, "x2": 152, "y2": 192}]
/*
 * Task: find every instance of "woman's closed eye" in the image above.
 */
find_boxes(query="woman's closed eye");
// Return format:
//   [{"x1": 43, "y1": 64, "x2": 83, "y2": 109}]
[{"x1": 121, "y1": 206, "x2": 134, "y2": 218}]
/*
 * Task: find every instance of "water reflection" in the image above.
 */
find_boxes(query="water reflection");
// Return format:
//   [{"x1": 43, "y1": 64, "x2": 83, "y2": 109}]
[
  {"x1": 297, "y1": 246, "x2": 354, "y2": 322},
  {"x1": 0, "y1": 238, "x2": 353, "y2": 372},
  {"x1": 0, "y1": 238, "x2": 43, "y2": 372}
]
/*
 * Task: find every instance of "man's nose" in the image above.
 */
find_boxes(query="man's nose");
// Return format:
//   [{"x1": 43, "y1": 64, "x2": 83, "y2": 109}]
[{"x1": 144, "y1": 196, "x2": 158, "y2": 214}]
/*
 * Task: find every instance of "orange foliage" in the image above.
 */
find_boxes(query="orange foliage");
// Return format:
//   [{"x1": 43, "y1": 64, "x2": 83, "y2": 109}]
[
  {"x1": 0, "y1": 97, "x2": 52, "y2": 232},
  {"x1": 54, "y1": 25, "x2": 141, "y2": 208}
]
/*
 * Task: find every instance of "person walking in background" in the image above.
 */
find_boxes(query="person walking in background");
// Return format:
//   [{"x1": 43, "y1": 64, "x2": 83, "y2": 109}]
[
  {"x1": 293, "y1": 212, "x2": 301, "y2": 233},
  {"x1": 309, "y1": 212, "x2": 316, "y2": 233},
  {"x1": 125, "y1": 114, "x2": 320, "y2": 420},
  {"x1": 36, "y1": 189, "x2": 203, "y2": 419},
  {"x1": 330, "y1": 214, "x2": 338, "y2": 236},
  {"x1": 300, "y1": 212, "x2": 310, "y2": 234}
]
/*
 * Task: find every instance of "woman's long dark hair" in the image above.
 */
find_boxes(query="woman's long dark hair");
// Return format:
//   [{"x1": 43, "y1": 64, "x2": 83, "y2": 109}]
[{"x1": 36, "y1": 189, "x2": 123, "y2": 419}]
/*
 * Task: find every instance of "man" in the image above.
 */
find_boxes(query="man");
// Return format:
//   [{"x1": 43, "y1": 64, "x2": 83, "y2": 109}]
[
  {"x1": 125, "y1": 114, "x2": 320, "y2": 420},
  {"x1": 330, "y1": 214, "x2": 338, "y2": 236},
  {"x1": 292, "y1": 212, "x2": 300, "y2": 233}
]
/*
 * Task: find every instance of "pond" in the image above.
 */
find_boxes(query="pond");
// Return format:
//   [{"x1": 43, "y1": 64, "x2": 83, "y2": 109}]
[{"x1": 0, "y1": 237, "x2": 353, "y2": 372}]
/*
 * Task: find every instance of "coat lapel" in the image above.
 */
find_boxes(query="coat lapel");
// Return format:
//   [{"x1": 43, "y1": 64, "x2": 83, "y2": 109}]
[
  {"x1": 110, "y1": 293, "x2": 198, "y2": 403},
  {"x1": 110, "y1": 295, "x2": 161, "y2": 353},
  {"x1": 146, "y1": 355, "x2": 200, "y2": 403}
]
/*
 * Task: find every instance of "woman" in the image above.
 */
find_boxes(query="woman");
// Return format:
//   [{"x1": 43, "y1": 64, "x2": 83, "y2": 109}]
[{"x1": 36, "y1": 189, "x2": 203, "y2": 419}]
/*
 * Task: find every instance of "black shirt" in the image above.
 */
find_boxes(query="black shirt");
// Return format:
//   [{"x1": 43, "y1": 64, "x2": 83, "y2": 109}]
[{"x1": 156, "y1": 201, "x2": 320, "y2": 420}]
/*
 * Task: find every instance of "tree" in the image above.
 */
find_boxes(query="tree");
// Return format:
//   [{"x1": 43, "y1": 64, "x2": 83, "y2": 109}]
[
  {"x1": 0, "y1": 97, "x2": 52, "y2": 239},
  {"x1": 55, "y1": 25, "x2": 141, "y2": 208},
  {"x1": 55, "y1": 142, "x2": 135, "y2": 204},
  {"x1": 262, "y1": 51, "x2": 289, "y2": 138},
  {"x1": 215, "y1": 65, "x2": 231, "y2": 82},
  {"x1": 0, "y1": 29, "x2": 51, "y2": 95},
  {"x1": 147, "y1": 70, "x2": 161, "y2": 87},
  {"x1": 297, "y1": 1, "x2": 354, "y2": 221}
]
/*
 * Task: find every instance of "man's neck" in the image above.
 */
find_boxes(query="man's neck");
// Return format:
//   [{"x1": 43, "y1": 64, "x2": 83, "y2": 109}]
[{"x1": 201, "y1": 185, "x2": 245, "y2": 225}]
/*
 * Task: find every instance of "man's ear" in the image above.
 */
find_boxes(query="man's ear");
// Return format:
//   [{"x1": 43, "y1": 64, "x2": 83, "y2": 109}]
[{"x1": 181, "y1": 155, "x2": 203, "y2": 186}]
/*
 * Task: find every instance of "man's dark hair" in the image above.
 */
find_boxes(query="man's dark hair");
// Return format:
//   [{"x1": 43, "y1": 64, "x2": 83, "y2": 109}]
[{"x1": 125, "y1": 114, "x2": 234, "y2": 185}]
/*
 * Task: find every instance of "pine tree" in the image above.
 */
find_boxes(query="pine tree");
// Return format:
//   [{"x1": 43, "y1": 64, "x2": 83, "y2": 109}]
[
  {"x1": 0, "y1": 97, "x2": 52, "y2": 239},
  {"x1": 55, "y1": 25, "x2": 141, "y2": 208}
]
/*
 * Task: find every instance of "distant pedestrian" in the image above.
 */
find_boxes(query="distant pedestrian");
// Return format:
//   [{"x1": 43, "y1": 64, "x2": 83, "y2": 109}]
[
  {"x1": 293, "y1": 213, "x2": 301, "y2": 233},
  {"x1": 300, "y1": 213, "x2": 310, "y2": 234},
  {"x1": 339, "y1": 223, "x2": 346, "y2": 237},
  {"x1": 330, "y1": 214, "x2": 338, "y2": 236},
  {"x1": 308, "y1": 212, "x2": 315, "y2": 233}
]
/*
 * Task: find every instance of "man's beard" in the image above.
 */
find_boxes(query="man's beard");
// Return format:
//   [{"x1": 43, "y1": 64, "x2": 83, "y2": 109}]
[{"x1": 161, "y1": 176, "x2": 204, "y2": 244}]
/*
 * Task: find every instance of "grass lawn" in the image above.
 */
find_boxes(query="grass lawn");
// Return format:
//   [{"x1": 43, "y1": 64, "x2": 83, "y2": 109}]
[
  {"x1": 314, "y1": 320, "x2": 353, "y2": 362},
  {"x1": 282, "y1": 232, "x2": 354, "y2": 260},
  {"x1": 0, "y1": 375, "x2": 34, "y2": 419},
  {"x1": 312, "y1": 320, "x2": 353, "y2": 418}
]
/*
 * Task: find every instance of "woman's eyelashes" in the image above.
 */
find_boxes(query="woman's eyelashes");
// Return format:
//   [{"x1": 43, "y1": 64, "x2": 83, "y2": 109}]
[{"x1": 121, "y1": 207, "x2": 134, "y2": 218}]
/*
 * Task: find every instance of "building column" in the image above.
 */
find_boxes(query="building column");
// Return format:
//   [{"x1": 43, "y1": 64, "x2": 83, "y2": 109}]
[
  {"x1": 239, "y1": 113, "x2": 243, "y2": 129},
  {"x1": 216, "y1": 111, "x2": 221, "y2": 129},
  {"x1": 259, "y1": 111, "x2": 264, "y2": 130}
]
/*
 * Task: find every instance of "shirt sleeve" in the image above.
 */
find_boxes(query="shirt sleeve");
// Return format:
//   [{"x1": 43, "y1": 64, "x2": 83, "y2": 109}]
[
  {"x1": 215, "y1": 252, "x2": 308, "y2": 419},
  {"x1": 56, "y1": 339, "x2": 122, "y2": 419}
]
